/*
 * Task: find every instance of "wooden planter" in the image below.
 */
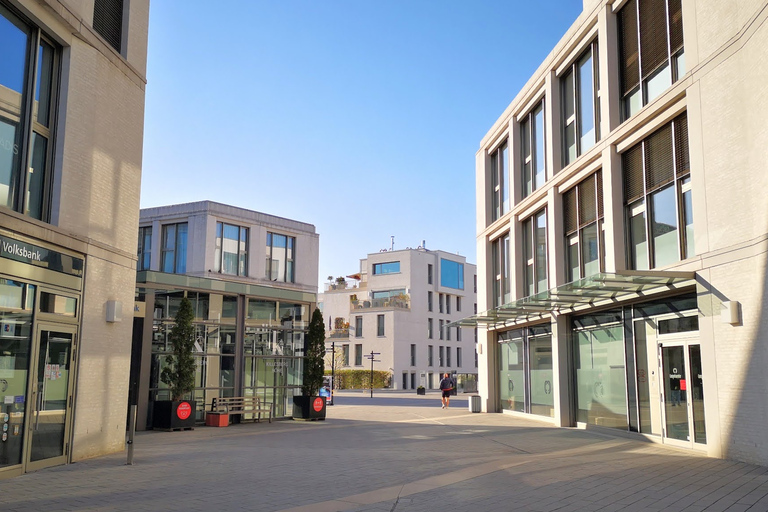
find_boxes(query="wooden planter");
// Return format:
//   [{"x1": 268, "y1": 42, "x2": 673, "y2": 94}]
[{"x1": 205, "y1": 412, "x2": 229, "y2": 427}]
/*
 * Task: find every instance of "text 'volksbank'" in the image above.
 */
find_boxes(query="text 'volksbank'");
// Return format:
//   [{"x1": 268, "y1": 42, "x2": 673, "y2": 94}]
[{"x1": 2, "y1": 241, "x2": 42, "y2": 261}]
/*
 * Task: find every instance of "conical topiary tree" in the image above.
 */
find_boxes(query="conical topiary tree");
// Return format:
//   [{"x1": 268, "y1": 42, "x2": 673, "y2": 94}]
[
  {"x1": 302, "y1": 308, "x2": 326, "y2": 396},
  {"x1": 160, "y1": 296, "x2": 196, "y2": 400}
]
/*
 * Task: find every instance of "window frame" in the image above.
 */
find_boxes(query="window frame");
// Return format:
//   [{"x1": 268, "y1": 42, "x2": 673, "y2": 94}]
[
  {"x1": 490, "y1": 140, "x2": 509, "y2": 221},
  {"x1": 376, "y1": 314, "x2": 385, "y2": 337},
  {"x1": 563, "y1": 172, "x2": 605, "y2": 282},
  {"x1": 214, "y1": 221, "x2": 249, "y2": 276},
  {"x1": 265, "y1": 232, "x2": 296, "y2": 283},
  {"x1": 137, "y1": 226, "x2": 152, "y2": 271},
  {"x1": 523, "y1": 210, "x2": 548, "y2": 296},
  {"x1": 161, "y1": 222, "x2": 188, "y2": 274},
  {"x1": 521, "y1": 99, "x2": 546, "y2": 198},
  {"x1": 561, "y1": 40, "x2": 600, "y2": 167}
]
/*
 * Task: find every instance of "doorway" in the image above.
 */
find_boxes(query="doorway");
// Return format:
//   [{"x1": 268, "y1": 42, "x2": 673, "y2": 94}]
[
  {"x1": 24, "y1": 324, "x2": 77, "y2": 472},
  {"x1": 659, "y1": 341, "x2": 706, "y2": 447}
]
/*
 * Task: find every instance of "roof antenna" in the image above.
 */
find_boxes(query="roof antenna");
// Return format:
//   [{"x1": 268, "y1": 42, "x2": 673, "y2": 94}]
[{"x1": 390, "y1": 235, "x2": 394, "y2": 252}]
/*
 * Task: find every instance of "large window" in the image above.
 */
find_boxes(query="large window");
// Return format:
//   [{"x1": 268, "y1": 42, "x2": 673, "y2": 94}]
[
  {"x1": 498, "y1": 325, "x2": 553, "y2": 417},
  {"x1": 624, "y1": 115, "x2": 692, "y2": 269},
  {"x1": 618, "y1": 0, "x2": 685, "y2": 120},
  {"x1": 564, "y1": 172, "x2": 604, "y2": 282},
  {"x1": 523, "y1": 210, "x2": 547, "y2": 296},
  {"x1": 137, "y1": 226, "x2": 152, "y2": 271},
  {"x1": 354, "y1": 316, "x2": 362, "y2": 338},
  {"x1": 161, "y1": 223, "x2": 188, "y2": 274},
  {"x1": 427, "y1": 291, "x2": 433, "y2": 312},
  {"x1": 214, "y1": 222, "x2": 248, "y2": 276},
  {"x1": 372, "y1": 261, "x2": 400, "y2": 275},
  {"x1": 492, "y1": 233, "x2": 511, "y2": 307},
  {"x1": 440, "y1": 259, "x2": 464, "y2": 290},
  {"x1": 342, "y1": 344, "x2": 349, "y2": 366},
  {"x1": 0, "y1": 6, "x2": 58, "y2": 222},
  {"x1": 410, "y1": 344, "x2": 416, "y2": 366},
  {"x1": 355, "y1": 344, "x2": 362, "y2": 366},
  {"x1": 490, "y1": 141, "x2": 509, "y2": 221},
  {"x1": 562, "y1": 41, "x2": 600, "y2": 166},
  {"x1": 376, "y1": 314, "x2": 385, "y2": 336},
  {"x1": 266, "y1": 232, "x2": 295, "y2": 282},
  {"x1": 521, "y1": 100, "x2": 546, "y2": 198},
  {"x1": 428, "y1": 318, "x2": 433, "y2": 339}
]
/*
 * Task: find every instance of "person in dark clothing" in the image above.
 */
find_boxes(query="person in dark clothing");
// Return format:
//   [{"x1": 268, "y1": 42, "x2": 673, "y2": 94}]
[{"x1": 439, "y1": 373, "x2": 454, "y2": 409}]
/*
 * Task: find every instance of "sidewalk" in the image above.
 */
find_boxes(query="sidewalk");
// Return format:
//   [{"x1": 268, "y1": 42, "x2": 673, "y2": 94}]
[{"x1": 2, "y1": 395, "x2": 767, "y2": 511}]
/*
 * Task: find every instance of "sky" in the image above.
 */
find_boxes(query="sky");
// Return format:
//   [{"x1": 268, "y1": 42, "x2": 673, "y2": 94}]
[{"x1": 140, "y1": 1, "x2": 584, "y2": 288}]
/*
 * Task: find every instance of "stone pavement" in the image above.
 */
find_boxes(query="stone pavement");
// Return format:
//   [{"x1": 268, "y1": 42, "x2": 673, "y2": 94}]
[{"x1": 2, "y1": 390, "x2": 768, "y2": 511}]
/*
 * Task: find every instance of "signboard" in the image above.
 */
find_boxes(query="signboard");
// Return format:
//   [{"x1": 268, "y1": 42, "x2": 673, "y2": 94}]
[
  {"x1": 176, "y1": 402, "x2": 192, "y2": 420},
  {"x1": 313, "y1": 398, "x2": 324, "y2": 412},
  {"x1": 0, "y1": 234, "x2": 83, "y2": 277}
]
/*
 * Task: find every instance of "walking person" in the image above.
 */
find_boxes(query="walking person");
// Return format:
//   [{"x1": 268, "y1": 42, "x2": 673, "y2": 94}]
[{"x1": 439, "y1": 373, "x2": 454, "y2": 409}]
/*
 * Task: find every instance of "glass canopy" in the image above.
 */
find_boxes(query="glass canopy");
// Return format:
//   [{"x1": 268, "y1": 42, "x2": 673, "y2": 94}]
[{"x1": 450, "y1": 271, "x2": 695, "y2": 329}]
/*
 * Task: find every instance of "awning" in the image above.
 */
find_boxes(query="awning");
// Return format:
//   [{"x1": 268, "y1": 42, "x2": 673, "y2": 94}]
[{"x1": 449, "y1": 270, "x2": 695, "y2": 329}]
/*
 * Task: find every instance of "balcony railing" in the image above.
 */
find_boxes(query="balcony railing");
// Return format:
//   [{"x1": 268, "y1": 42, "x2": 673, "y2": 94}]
[
  {"x1": 350, "y1": 296, "x2": 410, "y2": 311},
  {"x1": 324, "y1": 281, "x2": 366, "y2": 292},
  {"x1": 328, "y1": 328, "x2": 350, "y2": 339}
]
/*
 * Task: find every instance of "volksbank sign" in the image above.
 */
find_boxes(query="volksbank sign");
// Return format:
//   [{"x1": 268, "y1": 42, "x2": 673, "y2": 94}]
[{"x1": 0, "y1": 235, "x2": 84, "y2": 278}]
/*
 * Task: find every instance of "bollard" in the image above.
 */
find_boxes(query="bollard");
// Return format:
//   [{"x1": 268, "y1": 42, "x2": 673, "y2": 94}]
[{"x1": 126, "y1": 404, "x2": 137, "y2": 465}]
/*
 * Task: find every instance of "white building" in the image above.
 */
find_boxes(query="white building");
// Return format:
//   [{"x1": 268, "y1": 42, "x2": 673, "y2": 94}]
[
  {"x1": 322, "y1": 247, "x2": 477, "y2": 391},
  {"x1": 468, "y1": 0, "x2": 768, "y2": 465}
]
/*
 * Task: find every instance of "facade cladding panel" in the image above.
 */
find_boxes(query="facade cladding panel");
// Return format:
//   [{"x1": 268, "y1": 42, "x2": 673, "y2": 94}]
[
  {"x1": 474, "y1": 0, "x2": 768, "y2": 466},
  {"x1": 0, "y1": 0, "x2": 149, "y2": 479}
]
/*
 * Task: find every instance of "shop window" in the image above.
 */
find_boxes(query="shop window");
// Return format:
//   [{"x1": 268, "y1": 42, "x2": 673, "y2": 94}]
[
  {"x1": 563, "y1": 172, "x2": 604, "y2": 282},
  {"x1": 0, "y1": 6, "x2": 58, "y2": 222}
]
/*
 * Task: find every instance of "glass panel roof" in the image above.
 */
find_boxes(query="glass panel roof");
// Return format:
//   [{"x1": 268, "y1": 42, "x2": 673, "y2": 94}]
[{"x1": 448, "y1": 271, "x2": 694, "y2": 329}]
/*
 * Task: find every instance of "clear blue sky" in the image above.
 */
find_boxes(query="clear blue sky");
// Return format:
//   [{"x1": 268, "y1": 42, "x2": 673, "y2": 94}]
[{"x1": 140, "y1": 1, "x2": 583, "y2": 288}]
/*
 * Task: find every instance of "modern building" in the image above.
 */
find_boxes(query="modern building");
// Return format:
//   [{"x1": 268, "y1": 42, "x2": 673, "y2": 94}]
[
  {"x1": 131, "y1": 201, "x2": 319, "y2": 428},
  {"x1": 322, "y1": 247, "x2": 477, "y2": 391},
  {"x1": 0, "y1": 0, "x2": 149, "y2": 478},
  {"x1": 465, "y1": 0, "x2": 768, "y2": 465}
]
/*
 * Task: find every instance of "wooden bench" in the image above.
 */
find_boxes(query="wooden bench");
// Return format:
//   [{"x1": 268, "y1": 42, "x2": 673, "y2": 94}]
[{"x1": 210, "y1": 396, "x2": 273, "y2": 423}]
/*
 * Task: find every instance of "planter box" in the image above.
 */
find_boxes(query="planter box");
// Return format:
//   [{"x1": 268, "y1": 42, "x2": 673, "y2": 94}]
[
  {"x1": 416, "y1": 388, "x2": 426, "y2": 395},
  {"x1": 205, "y1": 412, "x2": 229, "y2": 427},
  {"x1": 292, "y1": 396, "x2": 327, "y2": 421},
  {"x1": 152, "y1": 400, "x2": 196, "y2": 430}
]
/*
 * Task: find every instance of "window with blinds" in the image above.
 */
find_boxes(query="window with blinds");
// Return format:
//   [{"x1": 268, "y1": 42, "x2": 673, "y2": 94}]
[
  {"x1": 93, "y1": 0, "x2": 124, "y2": 53},
  {"x1": 618, "y1": 0, "x2": 685, "y2": 120},
  {"x1": 563, "y1": 172, "x2": 604, "y2": 282},
  {"x1": 623, "y1": 114, "x2": 692, "y2": 270}
]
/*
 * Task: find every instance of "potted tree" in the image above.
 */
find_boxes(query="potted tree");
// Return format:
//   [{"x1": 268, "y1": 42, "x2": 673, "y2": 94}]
[
  {"x1": 153, "y1": 295, "x2": 197, "y2": 430},
  {"x1": 293, "y1": 308, "x2": 327, "y2": 420}
]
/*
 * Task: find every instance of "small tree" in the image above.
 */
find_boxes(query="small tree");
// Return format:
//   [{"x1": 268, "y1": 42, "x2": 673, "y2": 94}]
[
  {"x1": 160, "y1": 296, "x2": 196, "y2": 401},
  {"x1": 302, "y1": 308, "x2": 326, "y2": 396}
]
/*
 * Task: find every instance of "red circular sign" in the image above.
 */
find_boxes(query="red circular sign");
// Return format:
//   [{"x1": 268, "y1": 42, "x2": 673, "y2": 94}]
[
  {"x1": 313, "y1": 397, "x2": 324, "y2": 412},
  {"x1": 177, "y1": 401, "x2": 192, "y2": 420}
]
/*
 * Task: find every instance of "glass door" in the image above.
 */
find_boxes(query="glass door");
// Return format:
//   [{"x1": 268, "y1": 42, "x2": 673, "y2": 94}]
[
  {"x1": 658, "y1": 341, "x2": 706, "y2": 448},
  {"x1": 25, "y1": 324, "x2": 76, "y2": 472}
]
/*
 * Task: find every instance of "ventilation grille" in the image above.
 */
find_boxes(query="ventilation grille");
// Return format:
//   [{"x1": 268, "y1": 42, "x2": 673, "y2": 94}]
[{"x1": 93, "y1": 0, "x2": 123, "y2": 53}]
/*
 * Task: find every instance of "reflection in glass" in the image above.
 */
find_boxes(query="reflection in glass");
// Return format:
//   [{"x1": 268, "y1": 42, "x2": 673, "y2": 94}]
[
  {"x1": 581, "y1": 223, "x2": 599, "y2": 278},
  {"x1": 499, "y1": 335, "x2": 524, "y2": 412},
  {"x1": 440, "y1": 259, "x2": 464, "y2": 290},
  {"x1": 30, "y1": 331, "x2": 72, "y2": 462},
  {"x1": 634, "y1": 320, "x2": 653, "y2": 434},
  {"x1": 578, "y1": 52, "x2": 595, "y2": 151},
  {"x1": 568, "y1": 240, "x2": 580, "y2": 282},
  {"x1": 651, "y1": 186, "x2": 679, "y2": 267},
  {"x1": 26, "y1": 133, "x2": 47, "y2": 219},
  {"x1": 662, "y1": 345, "x2": 689, "y2": 441},
  {"x1": 689, "y1": 345, "x2": 706, "y2": 444},
  {"x1": 646, "y1": 64, "x2": 672, "y2": 104},
  {"x1": 529, "y1": 334, "x2": 553, "y2": 417},
  {"x1": 534, "y1": 105, "x2": 545, "y2": 188},
  {"x1": 535, "y1": 212, "x2": 547, "y2": 293},
  {"x1": 35, "y1": 41, "x2": 54, "y2": 127},
  {"x1": 630, "y1": 203, "x2": 648, "y2": 270},
  {"x1": 682, "y1": 181, "x2": 694, "y2": 258},
  {"x1": 574, "y1": 323, "x2": 627, "y2": 429}
]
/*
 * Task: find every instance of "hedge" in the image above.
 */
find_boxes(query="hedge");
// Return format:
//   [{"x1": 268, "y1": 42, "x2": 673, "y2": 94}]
[{"x1": 325, "y1": 370, "x2": 391, "y2": 389}]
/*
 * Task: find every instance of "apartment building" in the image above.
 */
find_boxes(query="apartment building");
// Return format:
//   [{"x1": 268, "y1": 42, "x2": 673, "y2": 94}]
[
  {"x1": 0, "y1": 0, "x2": 149, "y2": 477},
  {"x1": 322, "y1": 247, "x2": 477, "y2": 391},
  {"x1": 131, "y1": 201, "x2": 319, "y2": 428},
  {"x1": 467, "y1": 0, "x2": 768, "y2": 465}
]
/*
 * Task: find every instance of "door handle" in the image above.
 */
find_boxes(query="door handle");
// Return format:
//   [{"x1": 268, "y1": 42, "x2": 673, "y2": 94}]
[{"x1": 34, "y1": 391, "x2": 43, "y2": 431}]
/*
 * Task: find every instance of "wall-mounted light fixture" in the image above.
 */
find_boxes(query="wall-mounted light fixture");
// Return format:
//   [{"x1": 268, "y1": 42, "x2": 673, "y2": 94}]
[
  {"x1": 721, "y1": 300, "x2": 740, "y2": 325},
  {"x1": 106, "y1": 300, "x2": 123, "y2": 322}
]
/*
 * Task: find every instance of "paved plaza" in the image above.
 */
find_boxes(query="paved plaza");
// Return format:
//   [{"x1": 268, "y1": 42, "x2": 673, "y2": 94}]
[{"x1": 2, "y1": 391, "x2": 768, "y2": 511}]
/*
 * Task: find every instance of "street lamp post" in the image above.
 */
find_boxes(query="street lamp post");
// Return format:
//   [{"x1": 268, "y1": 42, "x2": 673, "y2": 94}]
[
  {"x1": 364, "y1": 351, "x2": 381, "y2": 398},
  {"x1": 331, "y1": 340, "x2": 335, "y2": 406}
]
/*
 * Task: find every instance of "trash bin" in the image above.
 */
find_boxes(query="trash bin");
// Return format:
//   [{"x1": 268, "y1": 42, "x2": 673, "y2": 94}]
[{"x1": 469, "y1": 395, "x2": 481, "y2": 413}]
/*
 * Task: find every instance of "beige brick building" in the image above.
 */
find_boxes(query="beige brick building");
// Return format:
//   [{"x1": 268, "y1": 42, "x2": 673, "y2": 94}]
[
  {"x1": 0, "y1": 0, "x2": 148, "y2": 477},
  {"x1": 468, "y1": 0, "x2": 768, "y2": 465}
]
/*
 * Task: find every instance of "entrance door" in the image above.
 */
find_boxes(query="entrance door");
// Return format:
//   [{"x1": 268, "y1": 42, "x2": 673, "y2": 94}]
[
  {"x1": 24, "y1": 325, "x2": 76, "y2": 472},
  {"x1": 658, "y1": 341, "x2": 706, "y2": 448}
]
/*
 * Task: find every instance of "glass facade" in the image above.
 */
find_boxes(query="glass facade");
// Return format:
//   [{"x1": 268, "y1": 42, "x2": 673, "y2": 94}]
[
  {"x1": 497, "y1": 325, "x2": 553, "y2": 417},
  {"x1": 440, "y1": 259, "x2": 464, "y2": 290},
  {"x1": 372, "y1": 261, "x2": 400, "y2": 275},
  {"x1": 161, "y1": 223, "x2": 187, "y2": 274},
  {"x1": 147, "y1": 290, "x2": 310, "y2": 424},
  {"x1": 214, "y1": 222, "x2": 248, "y2": 276}
]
